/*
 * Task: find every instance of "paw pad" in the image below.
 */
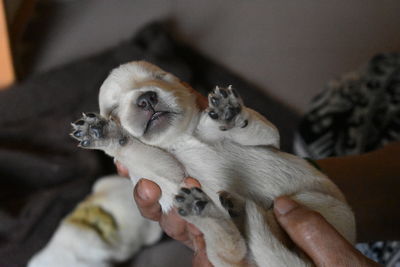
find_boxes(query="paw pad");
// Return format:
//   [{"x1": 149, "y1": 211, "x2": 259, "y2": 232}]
[
  {"x1": 207, "y1": 85, "x2": 246, "y2": 130},
  {"x1": 70, "y1": 112, "x2": 108, "y2": 148},
  {"x1": 174, "y1": 187, "x2": 210, "y2": 217}
]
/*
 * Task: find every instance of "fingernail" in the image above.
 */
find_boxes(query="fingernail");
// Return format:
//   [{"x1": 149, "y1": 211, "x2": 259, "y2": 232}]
[
  {"x1": 184, "y1": 177, "x2": 201, "y2": 188},
  {"x1": 136, "y1": 179, "x2": 150, "y2": 200},
  {"x1": 274, "y1": 197, "x2": 299, "y2": 215}
]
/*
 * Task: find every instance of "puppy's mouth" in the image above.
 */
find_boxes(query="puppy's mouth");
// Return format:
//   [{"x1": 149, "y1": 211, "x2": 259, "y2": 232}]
[{"x1": 143, "y1": 110, "x2": 175, "y2": 134}]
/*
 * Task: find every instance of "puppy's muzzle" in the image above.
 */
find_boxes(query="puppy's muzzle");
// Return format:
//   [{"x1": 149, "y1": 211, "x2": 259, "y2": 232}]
[{"x1": 137, "y1": 91, "x2": 158, "y2": 111}]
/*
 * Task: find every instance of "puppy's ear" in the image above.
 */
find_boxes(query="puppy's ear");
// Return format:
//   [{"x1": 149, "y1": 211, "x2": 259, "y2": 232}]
[{"x1": 180, "y1": 81, "x2": 208, "y2": 110}]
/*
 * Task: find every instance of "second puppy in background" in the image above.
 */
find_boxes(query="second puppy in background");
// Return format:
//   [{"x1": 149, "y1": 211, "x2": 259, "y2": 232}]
[{"x1": 28, "y1": 175, "x2": 162, "y2": 267}]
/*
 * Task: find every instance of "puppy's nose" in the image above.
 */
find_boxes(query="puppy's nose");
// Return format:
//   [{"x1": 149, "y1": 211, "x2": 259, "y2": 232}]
[{"x1": 136, "y1": 91, "x2": 158, "y2": 110}]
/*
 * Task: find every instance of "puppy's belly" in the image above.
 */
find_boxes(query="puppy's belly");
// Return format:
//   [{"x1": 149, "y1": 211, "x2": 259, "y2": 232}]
[{"x1": 172, "y1": 141, "x2": 341, "y2": 207}]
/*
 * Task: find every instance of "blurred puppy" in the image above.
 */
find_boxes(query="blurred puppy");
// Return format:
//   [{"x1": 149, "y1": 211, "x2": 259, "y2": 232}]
[
  {"x1": 71, "y1": 61, "x2": 356, "y2": 267},
  {"x1": 28, "y1": 176, "x2": 162, "y2": 267}
]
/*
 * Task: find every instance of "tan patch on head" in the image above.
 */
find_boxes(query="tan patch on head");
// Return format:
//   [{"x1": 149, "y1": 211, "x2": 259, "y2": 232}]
[{"x1": 180, "y1": 81, "x2": 208, "y2": 110}]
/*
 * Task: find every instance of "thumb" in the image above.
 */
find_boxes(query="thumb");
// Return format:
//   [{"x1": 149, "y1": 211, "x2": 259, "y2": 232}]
[{"x1": 274, "y1": 196, "x2": 379, "y2": 267}]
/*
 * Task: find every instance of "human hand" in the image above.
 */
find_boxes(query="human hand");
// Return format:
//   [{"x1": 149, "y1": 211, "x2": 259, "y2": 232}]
[
  {"x1": 115, "y1": 161, "x2": 212, "y2": 266},
  {"x1": 118, "y1": 161, "x2": 376, "y2": 266},
  {"x1": 274, "y1": 196, "x2": 381, "y2": 267},
  {"x1": 134, "y1": 178, "x2": 212, "y2": 266}
]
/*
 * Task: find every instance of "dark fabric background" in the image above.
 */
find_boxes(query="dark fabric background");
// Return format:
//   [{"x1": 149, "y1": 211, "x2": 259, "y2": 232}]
[{"x1": 0, "y1": 22, "x2": 300, "y2": 266}]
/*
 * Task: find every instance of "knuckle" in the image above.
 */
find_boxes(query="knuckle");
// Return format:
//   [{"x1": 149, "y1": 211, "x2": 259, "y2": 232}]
[
  {"x1": 160, "y1": 215, "x2": 186, "y2": 240},
  {"x1": 163, "y1": 225, "x2": 186, "y2": 241},
  {"x1": 139, "y1": 206, "x2": 161, "y2": 221},
  {"x1": 139, "y1": 210, "x2": 157, "y2": 221}
]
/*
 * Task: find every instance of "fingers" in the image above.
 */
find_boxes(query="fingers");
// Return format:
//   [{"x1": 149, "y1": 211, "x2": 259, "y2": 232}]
[
  {"x1": 160, "y1": 209, "x2": 191, "y2": 243},
  {"x1": 160, "y1": 178, "x2": 203, "y2": 247},
  {"x1": 133, "y1": 176, "x2": 203, "y2": 233},
  {"x1": 274, "y1": 196, "x2": 379, "y2": 267},
  {"x1": 133, "y1": 179, "x2": 162, "y2": 221},
  {"x1": 133, "y1": 176, "x2": 208, "y2": 261},
  {"x1": 184, "y1": 177, "x2": 202, "y2": 188}
]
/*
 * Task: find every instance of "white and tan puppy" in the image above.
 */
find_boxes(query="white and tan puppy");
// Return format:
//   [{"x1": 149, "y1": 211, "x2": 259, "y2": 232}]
[
  {"x1": 71, "y1": 61, "x2": 356, "y2": 267},
  {"x1": 28, "y1": 175, "x2": 162, "y2": 267}
]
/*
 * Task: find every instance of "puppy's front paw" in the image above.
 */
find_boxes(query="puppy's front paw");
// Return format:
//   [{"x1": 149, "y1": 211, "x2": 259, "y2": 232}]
[
  {"x1": 174, "y1": 187, "x2": 210, "y2": 217},
  {"x1": 207, "y1": 86, "x2": 248, "y2": 130},
  {"x1": 71, "y1": 113, "x2": 126, "y2": 149}
]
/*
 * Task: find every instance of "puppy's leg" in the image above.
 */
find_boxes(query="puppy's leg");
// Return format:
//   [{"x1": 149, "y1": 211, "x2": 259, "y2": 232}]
[
  {"x1": 71, "y1": 112, "x2": 185, "y2": 212},
  {"x1": 196, "y1": 86, "x2": 280, "y2": 148},
  {"x1": 217, "y1": 192, "x2": 311, "y2": 267},
  {"x1": 244, "y1": 200, "x2": 311, "y2": 267},
  {"x1": 174, "y1": 187, "x2": 248, "y2": 267},
  {"x1": 245, "y1": 191, "x2": 356, "y2": 267}
]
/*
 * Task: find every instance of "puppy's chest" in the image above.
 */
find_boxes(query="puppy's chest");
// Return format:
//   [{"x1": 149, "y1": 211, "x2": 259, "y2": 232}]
[{"x1": 168, "y1": 138, "x2": 249, "y2": 188}]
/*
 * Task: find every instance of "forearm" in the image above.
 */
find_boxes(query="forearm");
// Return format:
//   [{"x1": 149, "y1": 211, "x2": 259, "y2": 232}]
[{"x1": 316, "y1": 142, "x2": 400, "y2": 242}]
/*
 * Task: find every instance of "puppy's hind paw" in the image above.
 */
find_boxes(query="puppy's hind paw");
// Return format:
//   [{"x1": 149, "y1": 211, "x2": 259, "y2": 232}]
[
  {"x1": 219, "y1": 191, "x2": 245, "y2": 218},
  {"x1": 207, "y1": 86, "x2": 248, "y2": 130},
  {"x1": 174, "y1": 187, "x2": 210, "y2": 217}
]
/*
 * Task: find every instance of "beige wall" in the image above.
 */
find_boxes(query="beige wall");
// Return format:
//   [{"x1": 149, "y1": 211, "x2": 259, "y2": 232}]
[{"x1": 31, "y1": 0, "x2": 400, "y2": 113}]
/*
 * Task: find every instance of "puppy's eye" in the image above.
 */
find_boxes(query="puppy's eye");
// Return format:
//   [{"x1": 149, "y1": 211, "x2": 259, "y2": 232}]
[{"x1": 154, "y1": 73, "x2": 166, "y2": 80}]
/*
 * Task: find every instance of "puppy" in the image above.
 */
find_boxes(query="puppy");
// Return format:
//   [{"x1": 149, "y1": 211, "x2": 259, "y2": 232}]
[
  {"x1": 28, "y1": 176, "x2": 162, "y2": 267},
  {"x1": 71, "y1": 61, "x2": 356, "y2": 267}
]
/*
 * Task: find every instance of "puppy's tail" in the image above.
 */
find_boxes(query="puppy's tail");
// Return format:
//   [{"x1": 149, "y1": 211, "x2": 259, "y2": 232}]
[{"x1": 245, "y1": 201, "x2": 311, "y2": 267}]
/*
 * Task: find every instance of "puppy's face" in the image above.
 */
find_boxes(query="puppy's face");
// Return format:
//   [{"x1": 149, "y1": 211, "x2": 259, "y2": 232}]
[{"x1": 99, "y1": 61, "x2": 199, "y2": 146}]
